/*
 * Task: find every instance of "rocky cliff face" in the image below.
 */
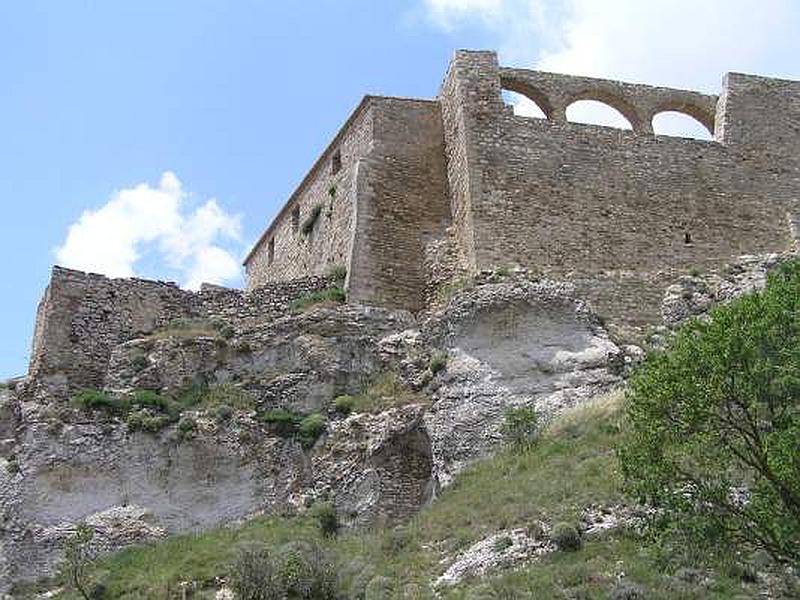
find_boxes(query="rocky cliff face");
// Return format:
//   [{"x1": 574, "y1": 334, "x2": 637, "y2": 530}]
[{"x1": 0, "y1": 269, "x2": 655, "y2": 591}]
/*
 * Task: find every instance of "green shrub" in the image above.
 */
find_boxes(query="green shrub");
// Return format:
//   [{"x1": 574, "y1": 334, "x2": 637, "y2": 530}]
[
  {"x1": 501, "y1": 405, "x2": 539, "y2": 450},
  {"x1": 129, "y1": 390, "x2": 170, "y2": 412},
  {"x1": 71, "y1": 389, "x2": 124, "y2": 414},
  {"x1": 177, "y1": 415, "x2": 197, "y2": 439},
  {"x1": 381, "y1": 528, "x2": 411, "y2": 556},
  {"x1": 279, "y1": 541, "x2": 337, "y2": 598},
  {"x1": 551, "y1": 522, "x2": 582, "y2": 552},
  {"x1": 298, "y1": 413, "x2": 326, "y2": 448},
  {"x1": 334, "y1": 394, "x2": 355, "y2": 415},
  {"x1": 327, "y1": 264, "x2": 347, "y2": 281},
  {"x1": 213, "y1": 404, "x2": 234, "y2": 422},
  {"x1": 126, "y1": 409, "x2": 169, "y2": 433},
  {"x1": 343, "y1": 372, "x2": 425, "y2": 414},
  {"x1": 619, "y1": 259, "x2": 800, "y2": 565},
  {"x1": 229, "y1": 544, "x2": 281, "y2": 600},
  {"x1": 428, "y1": 351, "x2": 447, "y2": 375},
  {"x1": 175, "y1": 383, "x2": 254, "y2": 413},
  {"x1": 310, "y1": 501, "x2": 339, "y2": 538},
  {"x1": 230, "y1": 541, "x2": 337, "y2": 600},
  {"x1": 260, "y1": 408, "x2": 303, "y2": 436},
  {"x1": 327, "y1": 183, "x2": 337, "y2": 199},
  {"x1": 290, "y1": 287, "x2": 346, "y2": 312}
]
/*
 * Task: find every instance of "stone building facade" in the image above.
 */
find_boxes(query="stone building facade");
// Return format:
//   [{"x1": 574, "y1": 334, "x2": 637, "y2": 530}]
[{"x1": 244, "y1": 50, "x2": 800, "y2": 327}]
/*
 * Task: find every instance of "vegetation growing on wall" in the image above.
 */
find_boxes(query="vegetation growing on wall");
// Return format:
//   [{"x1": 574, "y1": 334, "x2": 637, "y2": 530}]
[
  {"x1": 333, "y1": 371, "x2": 425, "y2": 415},
  {"x1": 259, "y1": 409, "x2": 327, "y2": 448},
  {"x1": 289, "y1": 286, "x2": 346, "y2": 312},
  {"x1": 70, "y1": 383, "x2": 255, "y2": 434},
  {"x1": 149, "y1": 318, "x2": 235, "y2": 341}
]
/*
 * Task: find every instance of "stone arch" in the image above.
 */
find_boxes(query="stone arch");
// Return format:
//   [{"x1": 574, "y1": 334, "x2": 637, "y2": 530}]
[
  {"x1": 650, "y1": 102, "x2": 715, "y2": 137},
  {"x1": 499, "y1": 75, "x2": 554, "y2": 119},
  {"x1": 566, "y1": 89, "x2": 642, "y2": 131}
]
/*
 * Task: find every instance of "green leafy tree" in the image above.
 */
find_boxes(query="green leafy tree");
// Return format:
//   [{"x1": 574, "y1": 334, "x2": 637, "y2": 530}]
[{"x1": 619, "y1": 260, "x2": 800, "y2": 565}]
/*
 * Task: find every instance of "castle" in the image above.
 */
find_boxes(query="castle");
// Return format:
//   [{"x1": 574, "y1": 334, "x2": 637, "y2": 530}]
[
  {"x1": 243, "y1": 50, "x2": 800, "y2": 331},
  {"x1": 7, "y1": 51, "x2": 800, "y2": 591}
]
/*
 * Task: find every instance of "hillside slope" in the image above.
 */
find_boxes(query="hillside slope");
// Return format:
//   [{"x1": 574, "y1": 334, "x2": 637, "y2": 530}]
[{"x1": 24, "y1": 392, "x2": 780, "y2": 599}]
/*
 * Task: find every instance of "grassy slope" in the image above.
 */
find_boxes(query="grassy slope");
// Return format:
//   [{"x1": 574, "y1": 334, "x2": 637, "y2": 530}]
[{"x1": 37, "y1": 393, "x2": 759, "y2": 599}]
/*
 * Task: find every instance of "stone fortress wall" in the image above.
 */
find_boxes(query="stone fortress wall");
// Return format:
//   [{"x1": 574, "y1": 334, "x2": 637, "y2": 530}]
[
  {"x1": 443, "y1": 51, "x2": 800, "y2": 329},
  {"x1": 25, "y1": 50, "x2": 800, "y2": 394},
  {"x1": 244, "y1": 96, "x2": 451, "y2": 311},
  {"x1": 28, "y1": 266, "x2": 338, "y2": 396},
  {"x1": 244, "y1": 50, "x2": 800, "y2": 332}
]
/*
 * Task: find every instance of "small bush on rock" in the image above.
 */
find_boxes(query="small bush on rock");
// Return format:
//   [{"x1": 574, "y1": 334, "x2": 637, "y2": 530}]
[
  {"x1": 551, "y1": 522, "x2": 582, "y2": 552},
  {"x1": 71, "y1": 389, "x2": 126, "y2": 415},
  {"x1": 298, "y1": 413, "x2": 326, "y2": 448},
  {"x1": 334, "y1": 394, "x2": 355, "y2": 414},
  {"x1": 261, "y1": 408, "x2": 303, "y2": 436},
  {"x1": 428, "y1": 351, "x2": 448, "y2": 375},
  {"x1": 177, "y1": 415, "x2": 197, "y2": 439},
  {"x1": 501, "y1": 405, "x2": 539, "y2": 451},
  {"x1": 311, "y1": 501, "x2": 339, "y2": 538},
  {"x1": 129, "y1": 390, "x2": 170, "y2": 413},
  {"x1": 290, "y1": 286, "x2": 346, "y2": 312},
  {"x1": 126, "y1": 409, "x2": 169, "y2": 433},
  {"x1": 213, "y1": 404, "x2": 233, "y2": 422}
]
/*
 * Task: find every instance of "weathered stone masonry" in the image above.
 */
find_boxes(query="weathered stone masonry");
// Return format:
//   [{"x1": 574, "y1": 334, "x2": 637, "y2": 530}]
[
  {"x1": 245, "y1": 50, "x2": 800, "y2": 332},
  {"x1": 28, "y1": 266, "x2": 339, "y2": 396}
]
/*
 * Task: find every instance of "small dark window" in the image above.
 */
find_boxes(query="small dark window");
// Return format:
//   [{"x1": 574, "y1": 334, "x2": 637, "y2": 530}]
[
  {"x1": 331, "y1": 149, "x2": 342, "y2": 175},
  {"x1": 684, "y1": 232, "x2": 693, "y2": 245},
  {"x1": 267, "y1": 239, "x2": 275, "y2": 265},
  {"x1": 292, "y1": 206, "x2": 300, "y2": 233}
]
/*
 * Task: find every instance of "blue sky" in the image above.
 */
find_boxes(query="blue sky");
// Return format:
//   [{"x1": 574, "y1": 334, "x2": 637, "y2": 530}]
[{"x1": 2, "y1": 0, "x2": 799, "y2": 378}]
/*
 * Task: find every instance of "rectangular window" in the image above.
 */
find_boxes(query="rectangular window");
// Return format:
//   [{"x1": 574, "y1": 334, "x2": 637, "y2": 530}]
[
  {"x1": 331, "y1": 149, "x2": 342, "y2": 175},
  {"x1": 267, "y1": 238, "x2": 275, "y2": 265}
]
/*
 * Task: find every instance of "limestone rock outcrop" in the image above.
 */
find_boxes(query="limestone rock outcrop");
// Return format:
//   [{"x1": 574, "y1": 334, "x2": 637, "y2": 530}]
[{"x1": 0, "y1": 264, "x2": 716, "y2": 591}]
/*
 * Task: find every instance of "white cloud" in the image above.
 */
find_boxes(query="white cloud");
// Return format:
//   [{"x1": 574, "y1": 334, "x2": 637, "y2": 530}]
[
  {"x1": 55, "y1": 172, "x2": 243, "y2": 290},
  {"x1": 423, "y1": 0, "x2": 800, "y2": 136},
  {"x1": 425, "y1": 0, "x2": 505, "y2": 28}
]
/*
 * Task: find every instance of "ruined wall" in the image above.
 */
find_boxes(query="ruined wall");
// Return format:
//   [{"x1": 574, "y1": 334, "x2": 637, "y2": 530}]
[
  {"x1": 28, "y1": 267, "x2": 339, "y2": 397},
  {"x1": 244, "y1": 98, "x2": 375, "y2": 289},
  {"x1": 441, "y1": 51, "x2": 800, "y2": 329},
  {"x1": 347, "y1": 98, "x2": 451, "y2": 311}
]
